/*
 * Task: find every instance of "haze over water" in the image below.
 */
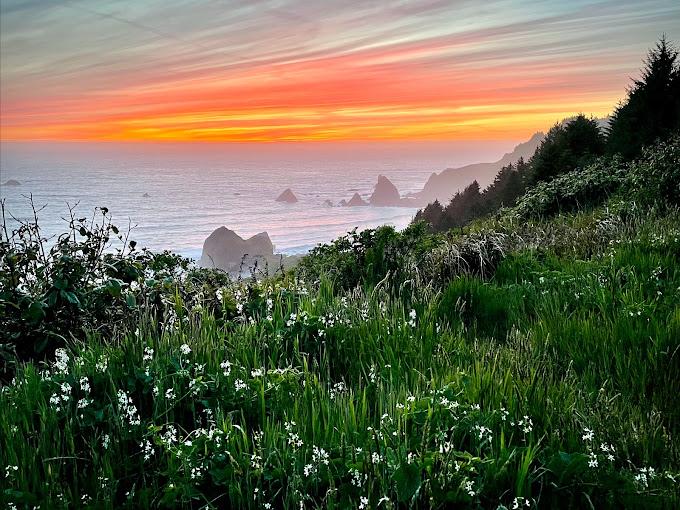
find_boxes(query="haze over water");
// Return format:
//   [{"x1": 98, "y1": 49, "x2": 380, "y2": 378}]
[{"x1": 0, "y1": 140, "x2": 515, "y2": 259}]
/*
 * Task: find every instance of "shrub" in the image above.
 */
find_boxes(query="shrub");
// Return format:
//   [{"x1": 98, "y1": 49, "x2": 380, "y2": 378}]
[
  {"x1": 297, "y1": 222, "x2": 437, "y2": 291},
  {"x1": 0, "y1": 201, "x2": 229, "y2": 373},
  {"x1": 512, "y1": 155, "x2": 628, "y2": 219},
  {"x1": 629, "y1": 133, "x2": 680, "y2": 207}
]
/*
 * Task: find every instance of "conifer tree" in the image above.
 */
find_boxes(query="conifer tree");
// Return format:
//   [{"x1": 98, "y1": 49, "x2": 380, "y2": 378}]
[{"x1": 608, "y1": 36, "x2": 680, "y2": 159}]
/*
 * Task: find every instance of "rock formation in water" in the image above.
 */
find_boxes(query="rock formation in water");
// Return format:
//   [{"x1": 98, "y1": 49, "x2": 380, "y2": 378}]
[
  {"x1": 142, "y1": 192, "x2": 150, "y2": 197},
  {"x1": 199, "y1": 227, "x2": 274, "y2": 271},
  {"x1": 369, "y1": 175, "x2": 401, "y2": 206},
  {"x1": 323, "y1": 199, "x2": 334, "y2": 207},
  {"x1": 2, "y1": 179, "x2": 21, "y2": 186},
  {"x1": 345, "y1": 193, "x2": 368, "y2": 207},
  {"x1": 276, "y1": 188, "x2": 298, "y2": 203}
]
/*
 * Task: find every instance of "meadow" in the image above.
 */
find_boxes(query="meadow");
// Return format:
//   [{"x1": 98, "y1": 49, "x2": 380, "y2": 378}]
[{"x1": 1, "y1": 135, "x2": 679, "y2": 509}]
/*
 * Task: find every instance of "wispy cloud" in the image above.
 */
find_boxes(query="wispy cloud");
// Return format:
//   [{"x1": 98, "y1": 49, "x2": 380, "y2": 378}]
[{"x1": 1, "y1": 0, "x2": 678, "y2": 141}]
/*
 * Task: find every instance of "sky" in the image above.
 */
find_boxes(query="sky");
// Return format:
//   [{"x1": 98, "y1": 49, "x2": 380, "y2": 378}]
[{"x1": 1, "y1": 0, "x2": 679, "y2": 143}]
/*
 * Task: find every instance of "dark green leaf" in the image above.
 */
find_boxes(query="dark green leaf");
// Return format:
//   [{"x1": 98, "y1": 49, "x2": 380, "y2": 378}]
[{"x1": 393, "y1": 462, "x2": 421, "y2": 503}]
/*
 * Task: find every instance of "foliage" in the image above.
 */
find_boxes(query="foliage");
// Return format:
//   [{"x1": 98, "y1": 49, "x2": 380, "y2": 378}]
[
  {"x1": 510, "y1": 155, "x2": 628, "y2": 219},
  {"x1": 436, "y1": 277, "x2": 525, "y2": 341},
  {"x1": 1, "y1": 201, "x2": 679, "y2": 509},
  {"x1": 415, "y1": 159, "x2": 531, "y2": 232},
  {"x1": 0, "y1": 201, "x2": 231, "y2": 375},
  {"x1": 607, "y1": 36, "x2": 680, "y2": 160},
  {"x1": 511, "y1": 133, "x2": 680, "y2": 220},
  {"x1": 296, "y1": 222, "x2": 437, "y2": 291},
  {"x1": 629, "y1": 133, "x2": 680, "y2": 207},
  {"x1": 528, "y1": 115, "x2": 606, "y2": 184}
]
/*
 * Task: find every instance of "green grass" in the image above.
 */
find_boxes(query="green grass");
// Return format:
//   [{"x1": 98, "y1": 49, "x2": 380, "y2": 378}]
[{"x1": 1, "y1": 206, "x2": 679, "y2": 509}]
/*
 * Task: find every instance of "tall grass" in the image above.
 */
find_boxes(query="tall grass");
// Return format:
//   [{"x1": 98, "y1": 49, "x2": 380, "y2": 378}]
[{"x1": 1, "y1": 206, "x2": 679, "y2": 509}]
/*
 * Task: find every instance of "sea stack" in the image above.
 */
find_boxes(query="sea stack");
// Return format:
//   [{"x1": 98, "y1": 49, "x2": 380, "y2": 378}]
[
  {"x1": 276, "y1": 188, "x2": 298, "y2": 203},
  {"x1": 369, "y1": 175, "x2": 401, "y2": 206},
  {"x1": 2, "y1": 179, "x2": 21, "y2": 186},
  {"x1": 199, "y1": 227, "x2": 274, "y2": 271},
  {"x1": 346, "y1": 193, "x2": 368, "y2": 207}
]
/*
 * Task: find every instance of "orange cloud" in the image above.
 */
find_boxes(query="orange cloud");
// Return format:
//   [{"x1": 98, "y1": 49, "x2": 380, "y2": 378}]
[{"x1": 2, "y1": 0, "x2": 675, "y2": 141}]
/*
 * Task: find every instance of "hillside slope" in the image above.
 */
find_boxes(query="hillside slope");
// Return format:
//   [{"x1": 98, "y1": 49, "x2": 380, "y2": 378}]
[{"x1": 410, "y1": 132, "x2": 544, "y2": 204}]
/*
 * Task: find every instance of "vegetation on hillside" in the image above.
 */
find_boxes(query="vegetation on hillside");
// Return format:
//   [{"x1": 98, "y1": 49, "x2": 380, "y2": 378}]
[
  {"x1": 415, "y1": 37, "x2": 680, "y2": 233},
  {"x1": 1, "y1": 39, "x2": 679, "y2": 509},
  {"x1": 607, "y1": 36, "x2": 680, "y2": 160}
]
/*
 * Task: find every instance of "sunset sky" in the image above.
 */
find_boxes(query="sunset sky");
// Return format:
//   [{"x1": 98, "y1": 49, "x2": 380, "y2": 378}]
[{"x1": 1, "y1": 0, "x2": 678, "y2": 142}]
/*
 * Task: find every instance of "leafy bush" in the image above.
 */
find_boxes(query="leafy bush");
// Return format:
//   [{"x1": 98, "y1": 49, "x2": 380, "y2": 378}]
[
  {"x1": 511, "y1": 155, "x2": 628, "y2": 219},
  {"x1": 512, "y1": 134, "x2": 680, "y2": 220},
  {"x1": 0, "y1": 201, "x2": 231, "y2": 373},
  {"x1": 629, "y1": 133, "x2": 680, "y2": 207},
  {"x1": 297, "y1": 222, "x2": 437, "y2": 291}
]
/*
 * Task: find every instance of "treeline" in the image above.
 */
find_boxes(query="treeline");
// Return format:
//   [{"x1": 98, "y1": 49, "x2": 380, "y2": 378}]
[{"x1": 415, "y1": 37, "x2": 680, "y2": 232}]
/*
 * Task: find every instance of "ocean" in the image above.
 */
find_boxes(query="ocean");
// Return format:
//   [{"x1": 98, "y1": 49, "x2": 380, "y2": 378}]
[{"x1": 0, "y1": 140, "x2": 515, "y2": 260}]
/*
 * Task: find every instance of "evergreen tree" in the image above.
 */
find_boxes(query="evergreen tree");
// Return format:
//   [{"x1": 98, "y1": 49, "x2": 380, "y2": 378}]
[
  {"x1": 529, "y1": 115, "x2": 605, "y2": 183},
  {"x1": 607, "y1": 36, "x2": 680, "y2": 160},
  {"x1": 414, "y1": 200, "x2": 444, "y2": 230},
  {"x1": 439, "y1": 181, "x2": 482, "y2": 229}
]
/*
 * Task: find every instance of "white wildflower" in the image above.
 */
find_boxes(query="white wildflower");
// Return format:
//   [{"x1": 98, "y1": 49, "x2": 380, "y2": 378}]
[
  {"x1": 143, "y1": 347, "x2": 154, "y2": 362},
  {"x1": 95, "y1": 355, "x2": 108, "y2": 373},
  {"x1": 54, "y1": 348, "x2": 69, "y2": 373},
  {"x1": 79, "y1": 377, "x2": 90, "y2": 393},
  {"x1": 140, "y1": 439, "x2": 154, "y2": 461},
  {"x1": 582, "y1": 427, "x2": 594, "y2": 441}
]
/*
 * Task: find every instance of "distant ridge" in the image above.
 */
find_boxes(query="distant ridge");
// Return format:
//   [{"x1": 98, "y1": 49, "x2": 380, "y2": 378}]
[
  {"x1": 409, "y1": 132, "x2": 544, "y2": 205},
  {"x1": 411, "y1": 116, "x2": 609, "y2": 206}
]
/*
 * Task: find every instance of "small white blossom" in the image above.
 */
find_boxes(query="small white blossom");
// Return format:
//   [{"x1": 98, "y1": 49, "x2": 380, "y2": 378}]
[
  {"x1": 140, "y1": 439, "x2": 154, "y2": 461},
  {"x1": 220, "y1": 360, "x2": 232, "y2": 377},
  {"x1": 79, "y1": 377, "x2": 90, "y2": 393},
  {"x1": 54, "y1": 348, "x2": 70, "y2": 373},
  {"x1": 143, "y1": 347, "x2": 154, "y2": 362},
  {"x1": 582, "y1": 427, "x2": 594, "y2": 441}
]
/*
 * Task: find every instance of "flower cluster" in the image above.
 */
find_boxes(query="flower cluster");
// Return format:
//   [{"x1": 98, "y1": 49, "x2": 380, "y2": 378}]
[
  {"x1": 49, "y1": 382, "x2": 72, "y2": 412},
  {"x1": 117, "y1": 390, "x2": 141, "y2": 429}
]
